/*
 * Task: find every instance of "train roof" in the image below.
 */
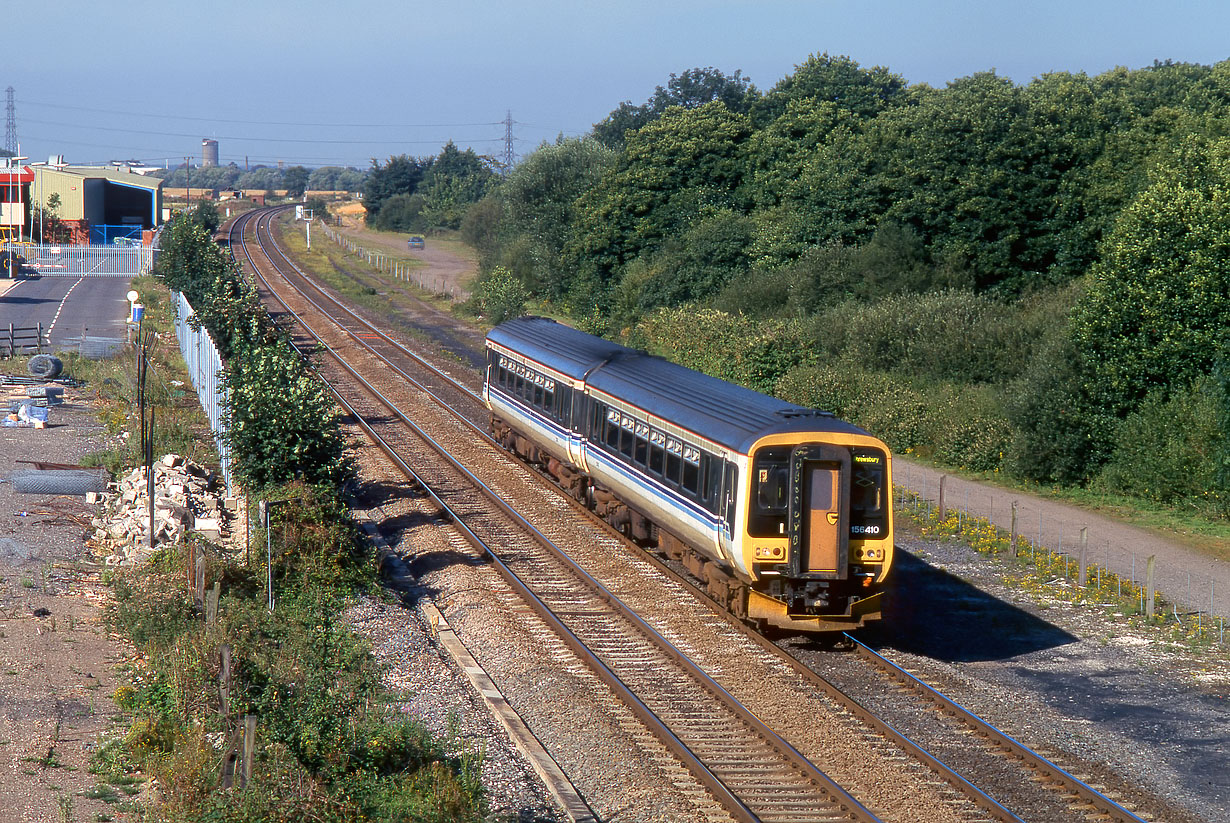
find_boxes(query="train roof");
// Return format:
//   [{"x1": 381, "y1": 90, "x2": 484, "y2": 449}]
[{"x1": 486, "y1": 316, "x2": 873, "y2": 453}]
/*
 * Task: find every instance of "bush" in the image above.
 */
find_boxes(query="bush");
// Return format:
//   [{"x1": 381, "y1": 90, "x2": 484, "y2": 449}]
[
  {"x1": 1095, "y1": 378, "x2": 1229, "y2": 514},
  {"x1": 637, "y1": 306, "x2": 815, "y2": 394},
  {"x1": 810, "y1": 290, "x2": 1031, "y2": 384},
  {"x1": 775, "y1": 363, "x2": 1012, "y2": 471},
  {"x1": 473, "y1": 266, "x2": 529, "y2": 325}
]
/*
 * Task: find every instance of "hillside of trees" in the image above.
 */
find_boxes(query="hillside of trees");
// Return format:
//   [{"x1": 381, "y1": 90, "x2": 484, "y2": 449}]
[
  {"x1": 155, "y1": 163, "x2": 366, "y2": 196},
  {"x1": 433, "y1": 57, "x2": 1229, "y2": 518}
]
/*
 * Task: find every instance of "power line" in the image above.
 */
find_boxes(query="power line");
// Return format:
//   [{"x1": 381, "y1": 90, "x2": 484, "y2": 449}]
[{"x1": 17, "y1": 97, "x2": 501, "y2": 129}]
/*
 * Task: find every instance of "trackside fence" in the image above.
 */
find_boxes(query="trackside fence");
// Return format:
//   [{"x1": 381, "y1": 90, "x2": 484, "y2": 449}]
[
  {"x1": 173, "y1": 291, "x2": 232, "y2": 493},
  {"x1": 4, "y1": 242, "x2": 155, "y2": 276},
  {"x1": 896, "y1": 463, "x2": 1227, "y2": 646},
  {"x1": 317, "y1": 224, "x2": 470, "y2": 300}
]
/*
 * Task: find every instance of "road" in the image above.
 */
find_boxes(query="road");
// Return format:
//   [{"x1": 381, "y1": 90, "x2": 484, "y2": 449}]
[{"x1": 0, "y1": 272, "x2": 134, "y2": 358}]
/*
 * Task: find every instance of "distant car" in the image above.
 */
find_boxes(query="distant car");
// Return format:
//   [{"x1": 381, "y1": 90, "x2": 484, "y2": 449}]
[
  {"x1": 113, "y1": 236, "x2": 141, "y2": 248},
  {"x1": 407, "y1": 235, "x2": 425, "y2": 249}
]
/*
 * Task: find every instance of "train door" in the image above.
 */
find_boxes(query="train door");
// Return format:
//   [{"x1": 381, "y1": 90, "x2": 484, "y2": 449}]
[{"x1": 788, "y1": 445, "x2": 850, "y2": 577}]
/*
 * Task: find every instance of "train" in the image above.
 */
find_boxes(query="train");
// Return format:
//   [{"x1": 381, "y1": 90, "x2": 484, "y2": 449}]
[{"x1": 483, "y1": 316, "x2": 894, "y2": 633}]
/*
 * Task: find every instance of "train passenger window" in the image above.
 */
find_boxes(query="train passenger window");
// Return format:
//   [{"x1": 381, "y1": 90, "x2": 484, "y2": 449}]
[
  {"x1": 533, "y1": 383, "x2": 544, "y2": 408},
  {"x1": 620, "y1": 426, "x2": 635, "y2": 458},
  {"x1": 634, "y1": 435, "x2": 648, "y2": 466},
  {"x1": 666, "y1": 452, "x2": 682, "y2": 487},
  {"x1": 543, "y1": 387, "x2": 554, "y2": 415},
  {"x1": 557, "y1": 385, "x2": 572, "y2": 426},
  {"x1": 605, "y1": 409, "x2": 620, "y2": 449},
  {"x1": 682, "y1": 460, "x2": 699, "y2": 496},
  {"x1": 649, "y1": 443, "x2": 664, "y2": 476},
  {"x1": 515, "y1": 374, "x2": 524, "y2": 396}
]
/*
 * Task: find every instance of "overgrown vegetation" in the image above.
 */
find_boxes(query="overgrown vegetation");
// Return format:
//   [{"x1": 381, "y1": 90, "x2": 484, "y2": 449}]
[
  {"x1": 103, "y1": 490, "x2": 485, "y2": 821},
  {"x1": 86, "y1": 208, "x2": 486, "y2": 819},
  {"x1": 155, "y1": 210, "x2": 351, "y2": 490},
  {"x1": 451, "y1": 55, "x2": 1230, "y2": 521}
]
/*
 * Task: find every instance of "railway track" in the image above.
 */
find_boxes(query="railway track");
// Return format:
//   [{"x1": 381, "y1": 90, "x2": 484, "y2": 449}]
[{"x1": 223, "y1": 206, "x2": 1155, "y2": 823}]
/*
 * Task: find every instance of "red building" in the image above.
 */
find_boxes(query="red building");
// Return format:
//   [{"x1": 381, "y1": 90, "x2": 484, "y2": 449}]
[{"x1": 0, "y1": 163, "x2": 33, "y2": 241}]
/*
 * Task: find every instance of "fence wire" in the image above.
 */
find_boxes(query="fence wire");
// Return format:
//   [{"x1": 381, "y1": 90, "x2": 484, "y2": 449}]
[{"x1": 895, "y1": 461, "x2": 1227, "y2": 643}]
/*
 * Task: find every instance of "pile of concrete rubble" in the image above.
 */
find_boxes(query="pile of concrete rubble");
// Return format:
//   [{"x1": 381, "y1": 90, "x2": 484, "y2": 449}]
[{"x1": 90, "y1": 454, "x2": 238, "y2": 565}]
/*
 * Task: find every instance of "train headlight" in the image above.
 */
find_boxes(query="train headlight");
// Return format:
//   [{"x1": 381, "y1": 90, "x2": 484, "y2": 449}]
[{"x1": 753, "y1": 545, "x2": 785, "y2": 561}]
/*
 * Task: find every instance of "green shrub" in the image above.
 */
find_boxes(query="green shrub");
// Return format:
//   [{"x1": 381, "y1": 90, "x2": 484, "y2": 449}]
[
  {"x1": 637, "y1": 306, "x2": 815, "y2": 394},
  {"x1": 775, "y1": 363, "x2": 1012, "y2": 471},
  {"x1": 810, "y1": 290, "x2": 1032, "y2": 384},
  {"x1": 1095, "y1": 378, "x2": 1229, "y2": 514},
  {"x1": 473, "y1": 265, "x2": 529, "y2": 325}
]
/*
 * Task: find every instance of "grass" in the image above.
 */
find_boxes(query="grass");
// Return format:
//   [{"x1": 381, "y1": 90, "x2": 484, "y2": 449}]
[{"x1": 276, "y1": 214, "x2": 465, "y2": 341}]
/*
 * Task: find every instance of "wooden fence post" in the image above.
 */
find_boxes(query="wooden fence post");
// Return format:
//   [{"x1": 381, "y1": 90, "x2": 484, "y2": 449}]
[
  {"x1": 1078, "y1": 527, "x2": 1088, "y2": 587},
  {"x1": 1010, "y1": 501, "x2": 1018, "y2": 556},
  {"x1": 938, "y1": 475, "x2": 947, "y2": 521},
  {"x1": 241, "y1": 715, "x2": 257, "y2": 788},
  {"x1": 1146, "y1": 555, "x2": 1157, "y2": 617}
]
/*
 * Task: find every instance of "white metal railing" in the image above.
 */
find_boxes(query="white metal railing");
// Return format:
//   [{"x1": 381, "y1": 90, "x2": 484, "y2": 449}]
[{"x1": 173, "y1": 291, "x2": 231, "y2": 492}]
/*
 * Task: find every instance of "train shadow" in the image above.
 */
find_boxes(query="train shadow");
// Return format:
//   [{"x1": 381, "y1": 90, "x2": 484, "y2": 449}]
[
  {"x1": 366, "y1": 505, "x2": 488, "y2": 609},
  {"x1": 851, "y1": 549, "x2": 1077, "y2": 663}
]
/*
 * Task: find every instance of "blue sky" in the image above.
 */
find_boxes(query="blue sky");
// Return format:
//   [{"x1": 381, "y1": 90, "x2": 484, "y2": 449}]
[{"x1": 5, "y1": 1, "x2": 1229, "y2": 170}]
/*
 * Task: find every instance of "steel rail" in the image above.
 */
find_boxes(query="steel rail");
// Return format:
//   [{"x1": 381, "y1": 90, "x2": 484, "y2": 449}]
[
  {"x1": 233, "y1": 206, "x2": 882, "y2": 823},
  {"x1": 230, "y1": 205, "x2": 1148, "y2": 823}
]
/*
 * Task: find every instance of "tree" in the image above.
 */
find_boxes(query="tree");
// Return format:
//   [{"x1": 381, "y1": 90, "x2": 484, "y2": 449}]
[
  {"x1": 363, "y1": 155, "x2": 433, "y2": 225},
  {"x1": 496, "y1": 137, "x2": 615, "y2": 298},
  {"x1": 283, "y1": 165, "x2": 310, "y2": 198},
  {"x1": 593, "y1": 67, "x2": 758, "y2": 147},
  {"x1": 1071, "y1": 135, "x2": 1230, "y2": 424},
  {"x1": 753, "y1": 53, "x2": 907, "y2": 124},
  {"x1": 417, "y1": 142, "x2": 497, "y2": 229},
  {"x1": 568, "y1": 102, "x2": 754, "y2": 289}
]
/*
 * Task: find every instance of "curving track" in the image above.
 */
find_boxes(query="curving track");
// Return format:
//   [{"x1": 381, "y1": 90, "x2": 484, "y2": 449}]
[{"x1": 223, "y1": 206, "x2": 1155, "y2": 823}]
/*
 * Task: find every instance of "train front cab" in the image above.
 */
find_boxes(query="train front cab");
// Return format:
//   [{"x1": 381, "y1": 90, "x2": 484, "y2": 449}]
[{"x1": 741, "y1": 434, "x2": 893, "y2": 633}]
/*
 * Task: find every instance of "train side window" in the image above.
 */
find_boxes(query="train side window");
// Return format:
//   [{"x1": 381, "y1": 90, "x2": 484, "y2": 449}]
[
  {"x1": 666, "y1": 453, "x2": 682, "y2": 487},
  {"x1": 557, "y1": 385, "x2": 572, "y2": 426},
  {"x1": 533, "y1": 383, "x2": 544, "y2": 408},
  {"x1": 604, "y1": 409, "x2": 620, "y2": 449},
  {"x1": 514, "y1": 374, "x2": 524, "y2": 397},
  {"x1": 634, "y1": 435, "x2": 648, "y2": 466},
  {"x1": 648, "y1": 443, "x2": 664, "y2": 476},
  {"x1": 619, "y1": 425, "x2": 635, "y2": 459},
  {"x1": 543, "y1": 387, "x2": 554, "y2": 417},
  {"x1": 682, "y1": 460, "x2": 699, "y2": 497}
]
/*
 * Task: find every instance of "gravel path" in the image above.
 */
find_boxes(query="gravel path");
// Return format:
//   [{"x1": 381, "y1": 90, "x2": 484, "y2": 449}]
[{"x1": 0, "y1": 378, "x2": 128, "y2": 823}]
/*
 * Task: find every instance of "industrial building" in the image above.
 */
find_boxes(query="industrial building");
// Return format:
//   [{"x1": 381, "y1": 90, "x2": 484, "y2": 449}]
[{"x1": 6, "y1": 161, "x2": 164, "y2": 244}]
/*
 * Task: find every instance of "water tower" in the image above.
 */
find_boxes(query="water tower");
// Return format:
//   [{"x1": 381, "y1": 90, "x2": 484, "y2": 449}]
[{"x1": 202, "y1": 139, "x2": 219, "y2": 168}]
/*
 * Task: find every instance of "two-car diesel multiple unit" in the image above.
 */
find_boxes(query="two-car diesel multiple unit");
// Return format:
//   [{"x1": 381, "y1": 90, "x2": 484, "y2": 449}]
[{"x1": 483, "y1": 316, "x2": 893, "y2": 633}]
